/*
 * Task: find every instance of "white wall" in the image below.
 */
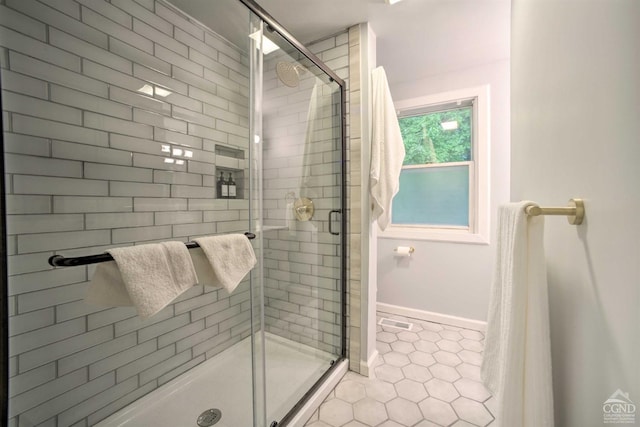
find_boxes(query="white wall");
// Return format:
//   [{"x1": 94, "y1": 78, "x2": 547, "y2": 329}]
[
  {"x1": 376, "y1": 59, "x2": 511, "y2": 322},
  {"x1": 511, "y1": 1, "x2": 640, "y2": 426}
]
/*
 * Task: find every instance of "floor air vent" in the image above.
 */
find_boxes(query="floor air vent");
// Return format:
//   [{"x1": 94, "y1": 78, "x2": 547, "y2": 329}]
[{"x1": 378, "y1": 318, "x2": 413, "y2": 331}]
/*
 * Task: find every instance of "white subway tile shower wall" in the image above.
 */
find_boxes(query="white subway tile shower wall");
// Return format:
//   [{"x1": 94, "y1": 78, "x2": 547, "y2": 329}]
[
  {"x1": 1, "y1": 1, "x2": 252, "y2": 425},
  {"x1": 261, "y1": 35, "x2": 349, "y2": 356}
]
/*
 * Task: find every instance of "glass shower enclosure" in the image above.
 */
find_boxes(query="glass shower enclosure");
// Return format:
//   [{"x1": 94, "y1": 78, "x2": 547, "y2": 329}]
[{"x1": 0, "y1": 0, "x2": 345, "y2": 425}]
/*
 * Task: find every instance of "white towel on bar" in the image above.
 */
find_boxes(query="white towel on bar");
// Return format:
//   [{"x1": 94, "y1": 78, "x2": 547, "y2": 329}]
[
  {"x1": 481, "y1": 201, "x2": 554, "y2": 427},
  {"x1": 370, "y1": 66, "x2": 405, "y2": 231},
  {"x1": 85, "y1": 241, "x2": 198, "y2": 319},
  {"x1": 193, "y1": 234, "x2": 257, "y2": 294}
]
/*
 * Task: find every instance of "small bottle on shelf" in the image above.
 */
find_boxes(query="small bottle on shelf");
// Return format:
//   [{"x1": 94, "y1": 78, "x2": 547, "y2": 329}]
[
  {"x1": 227, "y1": 173, "x2": 236, "y2": 199},
  {"x1": 217, "y1": 171, "x2": 228, "y2": 199}
]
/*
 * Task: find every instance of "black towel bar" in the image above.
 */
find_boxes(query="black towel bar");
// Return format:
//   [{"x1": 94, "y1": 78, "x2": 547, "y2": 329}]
[{"x1": 48, "y1": 232, "x2": 256, "y2": 267}]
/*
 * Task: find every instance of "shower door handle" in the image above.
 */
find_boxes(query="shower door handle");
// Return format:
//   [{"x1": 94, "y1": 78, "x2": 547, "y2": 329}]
[{"x1": 328, "y1": 209, "x2": 341, "y2": 235}]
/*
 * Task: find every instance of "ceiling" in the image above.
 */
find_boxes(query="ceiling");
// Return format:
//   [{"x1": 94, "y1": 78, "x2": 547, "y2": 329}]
[
  {"x1": 166, "y1": 0, "x2": 510, "y2": 90},
  {"x1": 256, "y1": 0, "x2": 510, "y2": 87}
]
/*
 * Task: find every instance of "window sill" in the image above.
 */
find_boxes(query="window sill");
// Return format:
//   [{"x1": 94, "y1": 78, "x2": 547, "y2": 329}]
[{"x1": 379, "y1": 227, "x2": 489, "y2": 245}]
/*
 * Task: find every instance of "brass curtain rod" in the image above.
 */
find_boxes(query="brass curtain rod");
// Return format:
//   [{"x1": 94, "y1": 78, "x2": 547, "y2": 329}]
[{"x1": 525, "y1": 198, "x2": 584, "y2": 225}]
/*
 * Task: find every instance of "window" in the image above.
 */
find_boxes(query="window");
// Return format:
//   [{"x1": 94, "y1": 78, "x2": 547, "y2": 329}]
[{"x1": 381, "y1": 86, "x2": 490, "y2": 244}]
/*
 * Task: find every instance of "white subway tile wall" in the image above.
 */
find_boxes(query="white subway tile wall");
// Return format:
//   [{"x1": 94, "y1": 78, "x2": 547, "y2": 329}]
[
  {"x1": 260, "y1": 35, "x2": 349, "y2": 356},
  {"x1": 2, "y1": 1, "x2": 353, "y2": 425},
  {"x1": 347, "y1": 25, "x2": 361, "y2": 373},
  {"x1": 1, "y1": 0, "x2": 255, "y2": 425}
]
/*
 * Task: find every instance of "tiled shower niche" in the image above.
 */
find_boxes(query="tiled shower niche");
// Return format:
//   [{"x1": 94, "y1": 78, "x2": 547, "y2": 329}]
[
  {"x1": 215, "y1": 144, "x2": 246, "y2": 199},
  {"x1": 1, "y1": 0, "x2": 252, "y2": 425}
]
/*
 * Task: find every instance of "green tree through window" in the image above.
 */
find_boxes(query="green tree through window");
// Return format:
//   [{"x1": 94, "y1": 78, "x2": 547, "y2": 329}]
[{"x1": 399, "y1": 106, "x2": 472, "y2": 165}]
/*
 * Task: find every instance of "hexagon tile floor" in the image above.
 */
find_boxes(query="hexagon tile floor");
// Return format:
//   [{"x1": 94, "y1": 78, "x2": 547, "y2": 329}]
[{"x1": 304, "y1": 312, "x2": 496, "y2": 427}]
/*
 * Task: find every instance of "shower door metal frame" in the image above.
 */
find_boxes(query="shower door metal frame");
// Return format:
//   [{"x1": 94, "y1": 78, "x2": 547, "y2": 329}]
[{"x1": 239, "y1": 0, "x2": 348, "y2": 425}]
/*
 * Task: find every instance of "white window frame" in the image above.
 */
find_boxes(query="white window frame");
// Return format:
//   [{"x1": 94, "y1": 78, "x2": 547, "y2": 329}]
[{"x1": 380, "y1": 85, "x2": 490, "y2": 244}]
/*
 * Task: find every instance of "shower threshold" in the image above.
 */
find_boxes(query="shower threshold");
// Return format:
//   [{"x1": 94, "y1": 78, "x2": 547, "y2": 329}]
[{"x1": 95, "y1": 333, "x2": 338, "y2": 427}]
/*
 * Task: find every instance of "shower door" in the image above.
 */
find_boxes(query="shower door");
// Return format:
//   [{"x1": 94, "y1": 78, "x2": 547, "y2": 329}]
[
  {"x1": 249, "y1": 19, "x2": 345, "y2": 426},
  {"x1": 0, "y1": 0, "x2": 344, "y2": 425}
]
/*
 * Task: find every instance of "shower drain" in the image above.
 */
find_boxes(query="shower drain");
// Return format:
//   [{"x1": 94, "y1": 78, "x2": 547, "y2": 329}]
[{"x1": 197, "y1": 408, "x2": 222, "y2": 426}]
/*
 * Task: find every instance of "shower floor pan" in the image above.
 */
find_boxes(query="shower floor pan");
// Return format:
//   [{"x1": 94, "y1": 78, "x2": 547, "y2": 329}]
[{"x1": 96, "y1": 333, "x2": 334, "y2": 427}]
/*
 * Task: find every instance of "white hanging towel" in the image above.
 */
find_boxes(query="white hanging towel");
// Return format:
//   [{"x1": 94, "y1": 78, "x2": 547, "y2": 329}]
[
  {"x1": 370, "y1": 66, "x2": 405, "y2": 231},
  {"x1": 86, "y1": 241, "x2": 198, "y2": 319},
  {"x1": 481, "y1": 202, "x2": 554, "y2": 427},
  {"x1": 193, "y1": 234, "x2": 257, "y2": 294}
]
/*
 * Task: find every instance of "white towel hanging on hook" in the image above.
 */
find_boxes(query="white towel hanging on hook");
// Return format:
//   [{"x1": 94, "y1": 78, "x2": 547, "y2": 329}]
[{"x1": 370, "y1": 66, "x2": 405, "y2": 230}]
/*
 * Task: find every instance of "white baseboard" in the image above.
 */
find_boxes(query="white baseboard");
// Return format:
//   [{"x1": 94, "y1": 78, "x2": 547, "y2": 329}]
[
  {"x1": 377, "y1": 302, "x2": 487, "y2": 332},
  {"x1": 358, "y1": 349, "x2": 379, "y2": 377}
]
